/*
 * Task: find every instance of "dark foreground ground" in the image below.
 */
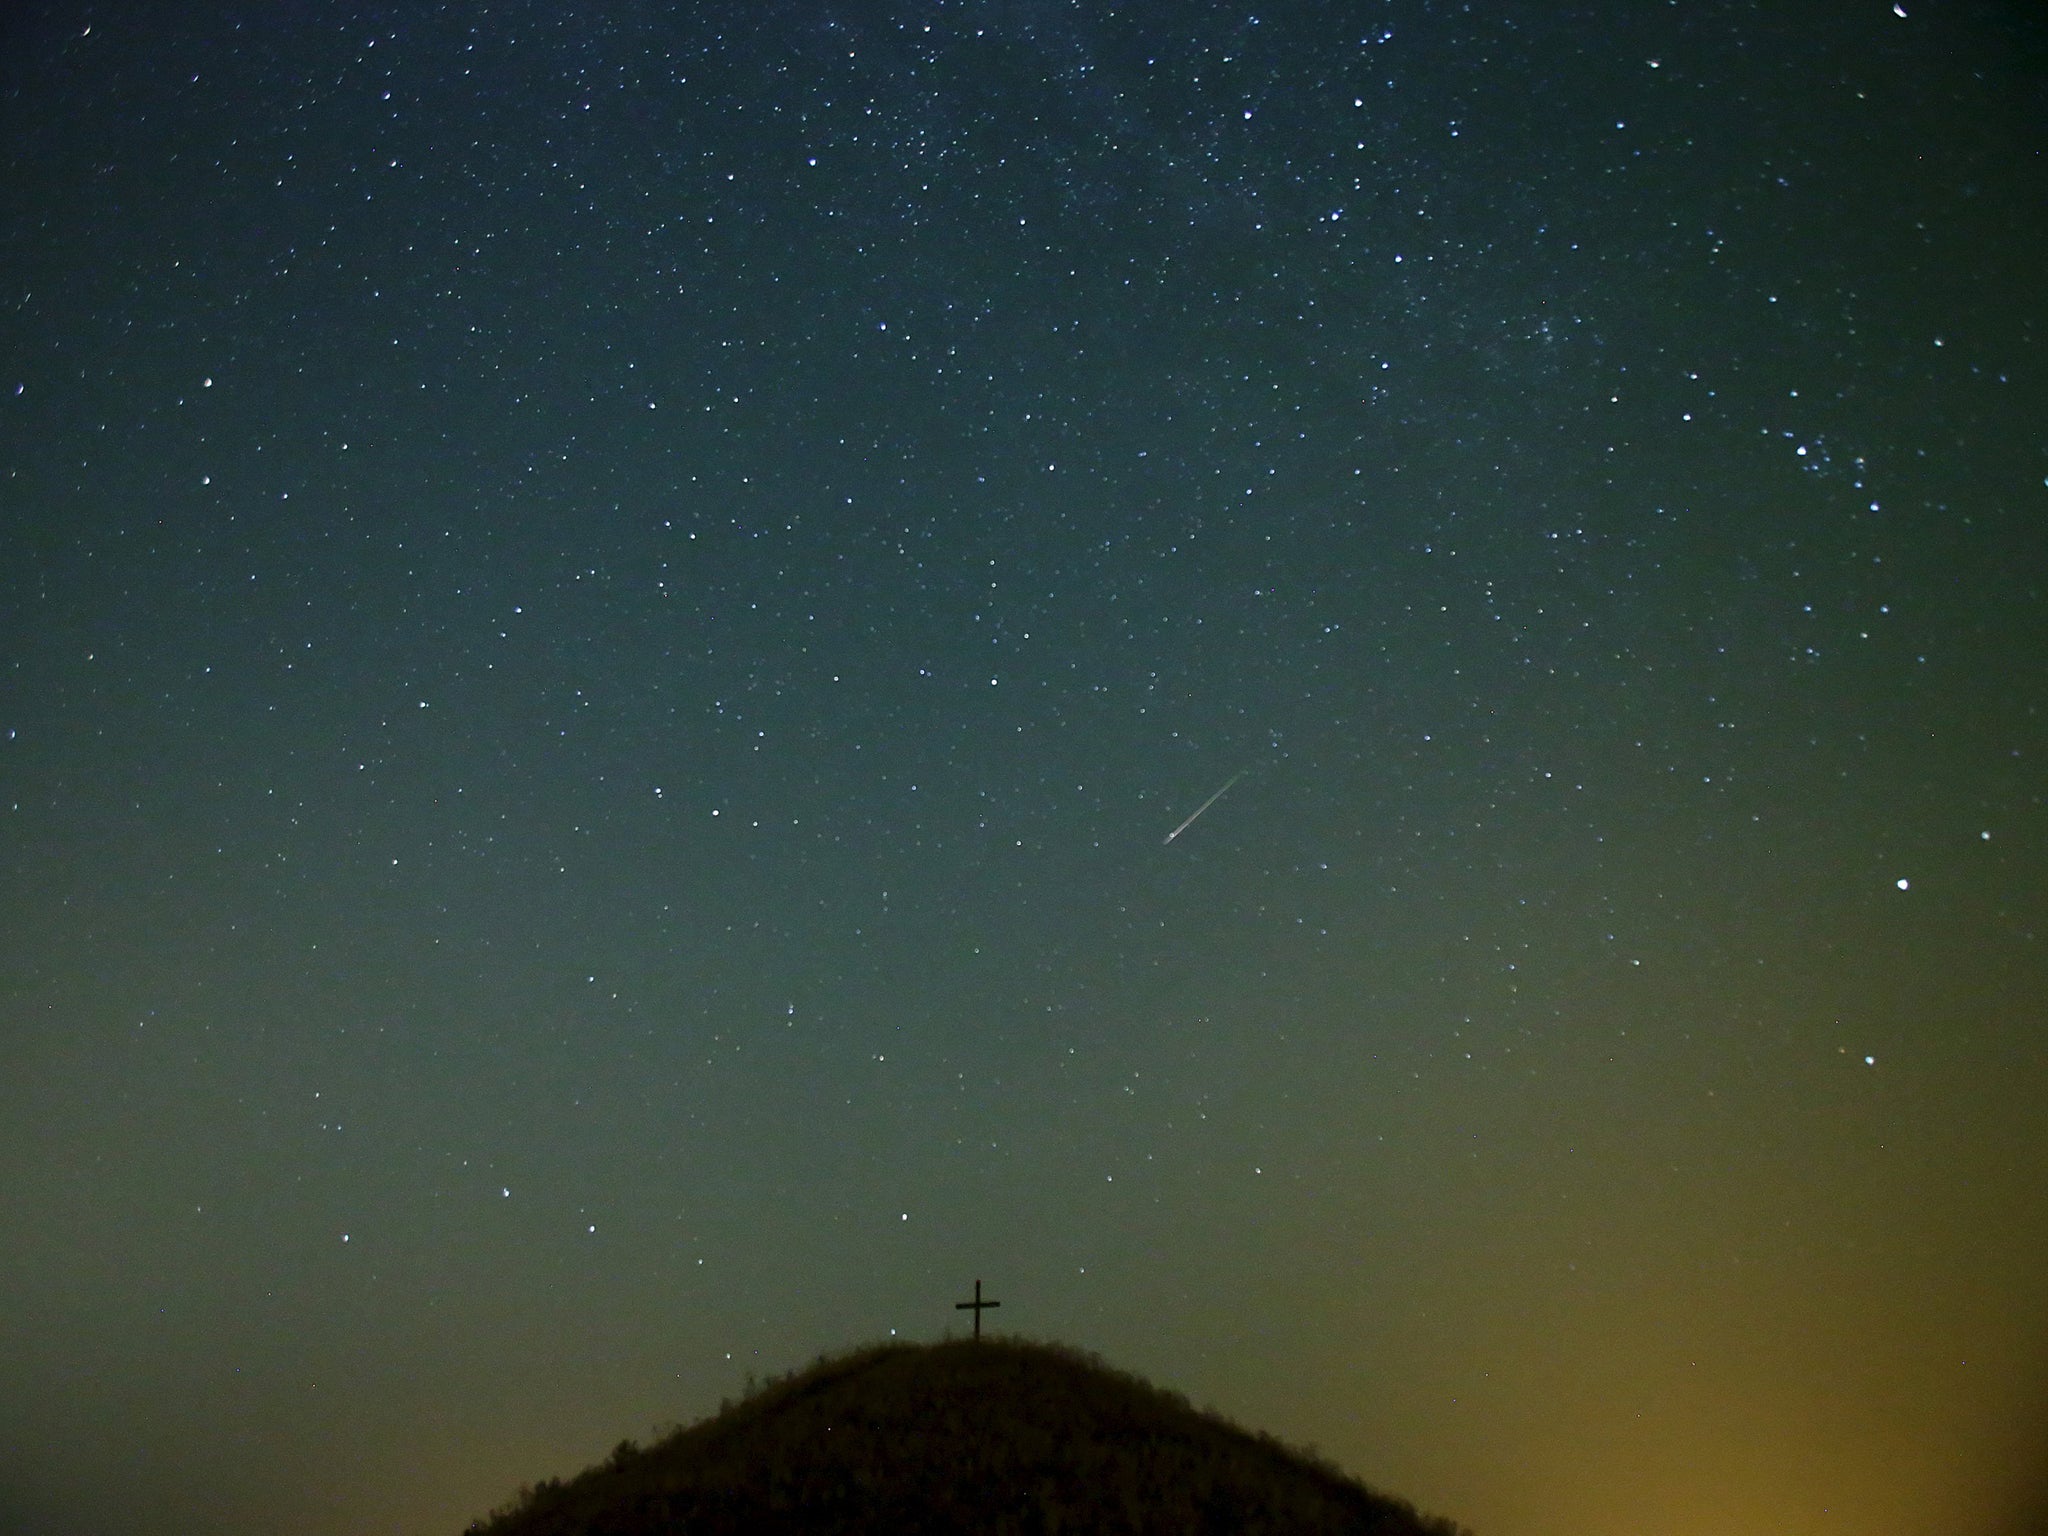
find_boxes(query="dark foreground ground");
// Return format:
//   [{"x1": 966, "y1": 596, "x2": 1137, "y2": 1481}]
[{"x1": 463, "y1": 1337, "x2": 1472, "y2": 1536}]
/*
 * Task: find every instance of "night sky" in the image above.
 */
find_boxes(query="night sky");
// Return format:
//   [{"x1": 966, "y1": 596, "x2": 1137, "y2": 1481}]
[{"x1": 4, "y1": 3, "x2": 2045, "y2": 1534}]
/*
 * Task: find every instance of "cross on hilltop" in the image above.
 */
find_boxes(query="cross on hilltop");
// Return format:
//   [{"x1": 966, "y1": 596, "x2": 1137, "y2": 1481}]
[{"x1": 954, "y1": 1278, "x2": 1000, "y2": 1340}]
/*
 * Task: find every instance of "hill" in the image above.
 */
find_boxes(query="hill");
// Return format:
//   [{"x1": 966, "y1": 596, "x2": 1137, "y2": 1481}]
[{"x1": 462, "y1": 1336, "x2": 1472, "y2": 1536}]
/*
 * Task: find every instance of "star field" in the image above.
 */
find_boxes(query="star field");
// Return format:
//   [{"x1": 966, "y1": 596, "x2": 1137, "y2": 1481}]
[{"x1": 2, "y1": 4, "x2": 2045, "y2": 1535}]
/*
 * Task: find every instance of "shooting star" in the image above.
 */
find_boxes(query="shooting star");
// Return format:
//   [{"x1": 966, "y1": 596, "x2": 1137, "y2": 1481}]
[{"x1": 1162, "y1": 771, "x2": 1244, "y2": 844}]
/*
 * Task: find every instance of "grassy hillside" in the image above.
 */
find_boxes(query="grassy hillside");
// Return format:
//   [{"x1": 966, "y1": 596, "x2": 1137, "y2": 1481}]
[{"x1": 463, "y1": 1337, "x2": 1472, "y2": 1536}]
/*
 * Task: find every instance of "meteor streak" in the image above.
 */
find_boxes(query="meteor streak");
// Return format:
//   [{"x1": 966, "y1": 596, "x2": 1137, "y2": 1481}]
[{"x1": 1162, "y1": 771, "x2": 1244, "y2": 844}]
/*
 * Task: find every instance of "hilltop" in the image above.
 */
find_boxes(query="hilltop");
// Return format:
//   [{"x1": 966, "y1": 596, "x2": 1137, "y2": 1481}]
[{"x1": 463, "y1": 1336, "x2": 1471, "y2": 1536}]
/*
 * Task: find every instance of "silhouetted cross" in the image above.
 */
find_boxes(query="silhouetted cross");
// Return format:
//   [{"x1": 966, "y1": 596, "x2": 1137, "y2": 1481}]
[{"x1": 954, "y1": 1278, "x2": 1000, "y2": 1340}]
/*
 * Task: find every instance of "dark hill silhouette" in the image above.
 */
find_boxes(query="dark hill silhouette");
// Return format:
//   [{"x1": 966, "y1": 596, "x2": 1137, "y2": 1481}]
[{"x1": 463, "y1": 1337, "x2": 1472, "y2": 1536}]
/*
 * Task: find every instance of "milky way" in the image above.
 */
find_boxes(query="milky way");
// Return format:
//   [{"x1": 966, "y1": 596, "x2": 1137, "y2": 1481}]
[{"x1": 3, "y1": 5, "x2": 2044, "y2": 1535}]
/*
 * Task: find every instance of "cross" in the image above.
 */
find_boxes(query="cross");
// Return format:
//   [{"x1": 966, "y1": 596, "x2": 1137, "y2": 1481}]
[{"x1": 954, "y1": 1278, "x2": 1000, "y2": 1340}]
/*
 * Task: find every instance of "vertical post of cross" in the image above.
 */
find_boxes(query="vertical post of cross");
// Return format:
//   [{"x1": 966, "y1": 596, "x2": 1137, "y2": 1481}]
[{"x1": 954, "y1": 1278, "x2": 1000, "y2": 1340}]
